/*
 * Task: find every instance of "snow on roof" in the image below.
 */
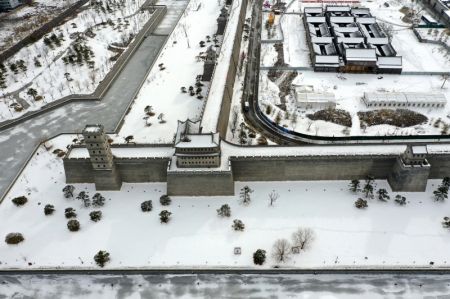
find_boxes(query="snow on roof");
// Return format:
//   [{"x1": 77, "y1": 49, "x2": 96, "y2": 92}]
[
  {"x1": 329, "y1": 16, "x2": 355, "y2": 23},
  {"x1": 412, "y1": 145, "x2": 428, "y2": 155},
  {"x1": 377, "y1": 56, "x2": 402, "y2": 68},
  {"x1": 337, "y1": 37, "x2": 365, "y2": 44},
  {"x1": 333, "y1": 27, "x2": 360, "y2": 33},
  {"x1": 68, "y1": 146, "x2": 174, "y2": 159},
  {"x1": 345, "y1": 48, "x2": 377, "y2": 61},
  {"x1": 200, "y1": 0, "x2": 243, "y2": 133},
  {"x1": 295, "y1": 91, "x2": 336, "y2": 104},
  {"x1": 311, "y1": 36, "x2": 333, "y2": 44},
  {"x1": 364, "y1": 92, "x2": 447, "y2": 104},
  {"x1": 315, "y1": 55, "x2": 340, "y2": 64},
  {"x1": 356, "y1": 17, "x2": 376, "y2": 24},
  {"x1": 83, "y1": 125, "x2": 103, "y2": 133},
  {"x1": 175, "y1": 134, "x2": 219, "y2": 148},
  {"x1": 304, "y1": 7, "x2": 323, "y2": 13},
  {"x1": 306, "y1": 16, "x2": 326, "y2": 23},
  {"x1": 326, "y1": 6, "x2": 351, "y2": 12}
]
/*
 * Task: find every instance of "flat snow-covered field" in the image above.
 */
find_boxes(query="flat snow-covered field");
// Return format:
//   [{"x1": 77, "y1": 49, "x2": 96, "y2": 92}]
[{"x1": 0, "y1": 136, "x2": 449, "y2": 269}]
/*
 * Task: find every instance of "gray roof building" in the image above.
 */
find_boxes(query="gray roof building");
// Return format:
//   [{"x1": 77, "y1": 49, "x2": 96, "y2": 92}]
[{"x1": 303, "y1": 6, "x2": 402, "y2": 73}]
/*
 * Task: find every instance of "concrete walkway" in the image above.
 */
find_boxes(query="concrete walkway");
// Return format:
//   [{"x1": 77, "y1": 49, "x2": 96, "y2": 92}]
[{"x1": 0, "y1": 0, "x2": 189, "y2": 199}]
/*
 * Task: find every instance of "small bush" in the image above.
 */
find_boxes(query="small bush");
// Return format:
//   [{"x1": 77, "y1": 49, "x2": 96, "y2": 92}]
[
  {"x1": 92, "y1": 193, "x2": 106, "y2": 207},
  {"x1": 217, "y1": 204, "x2": 231, "y2": 217},
  {"x1": 159, "y1": 210, "x2": 172, "y2": 223},
  {"x1": 355, "y1": 198, "x2": 368, "y2": 209},
  {"x1": 67, "y1": 219, "x2": 80, "y2": 232},
  {"x1": 5, "y1": 233, "x2": 24, "y2": 245},
  {"x1": 232, "y1": 219, "x2": 245, "y2": 231},
  {"x1": 65, "y1": 207, "x2": 77, "y2": 219},
  {"x1": 90, "y1": 210, "x2": 102, "y2": 222},
  {"x1": 394, "y1": 194, "x2": 407, "y2": 205},
  {"x1": 141, "y1": 200, "x2": 153, "y2": 212},
  {"x1": 44, "y1": 204, "x2": 55, "y2": 215},
  {"x1": 159, "y1": 194, "x2": 171, "y2": 206},
  {"x1": 94, "y1": 250, "x2": 110, "y2": 267},
  {"x1": 253, "y1": 249, "x2": 266, "y2": 265},
  {"x1": 12, "y1": 196, "x2": 27, "y2": 206}
]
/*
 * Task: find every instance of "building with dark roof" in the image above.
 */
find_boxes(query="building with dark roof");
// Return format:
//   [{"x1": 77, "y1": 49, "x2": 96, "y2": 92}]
[{"x1": 304, "y1": 6, "x2": 402, "y2": 73}]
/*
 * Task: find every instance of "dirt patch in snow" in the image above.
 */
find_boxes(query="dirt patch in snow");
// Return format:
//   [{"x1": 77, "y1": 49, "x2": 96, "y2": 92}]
[
  {"x1": 267, "y1": 43, "x2": 287, "y2": 81},
  {"x1": 307, "y1": 108, "x2": 352, "y2": 127},
  {"x1": 358, "y1": 109, "x2": 427, "y2": 128}
]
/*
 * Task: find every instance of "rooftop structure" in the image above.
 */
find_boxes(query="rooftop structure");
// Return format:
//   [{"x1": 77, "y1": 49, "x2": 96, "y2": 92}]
[
  {"x1": 303, "y1": 6, "x2": 402, "y2": 73},
  {"x1": 174, "y1": 119, "x2": 221, "y2": 168},
  {"x1": 363, "y1": 92, "x2": 447, "y2": 109},
  {"x1": 294, "y1": 85, "x2": 336, "y2": 110}
]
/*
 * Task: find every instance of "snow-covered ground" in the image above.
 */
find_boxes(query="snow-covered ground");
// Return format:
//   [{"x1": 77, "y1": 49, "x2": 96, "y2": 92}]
[
  {"x1": 392, "y1": 28, "x2": 450, "y2": 72},
  {"x1": 416, "y1": 28, "x2": 450, "y2": 48},
  {"x1": 281, "y1": 14, "x2": 310, "y2": 67},
  {"x1": 1, "y1": 135, "x2": 450, "y2": 269},
  {"x1": 260, "y1": 70, "x2": 450, "y2": 137},
  {"x1": 117, "y1": 0, "x2": 225, "y2": 144},
  {"x1": 0, "y1": 0, "x2": 153, "y2": 122}
]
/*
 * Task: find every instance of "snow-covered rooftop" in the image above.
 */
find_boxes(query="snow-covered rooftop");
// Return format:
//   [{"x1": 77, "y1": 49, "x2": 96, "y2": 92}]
[{"x1": 175, "y1": 134, "x2": 219, "y2": 148}]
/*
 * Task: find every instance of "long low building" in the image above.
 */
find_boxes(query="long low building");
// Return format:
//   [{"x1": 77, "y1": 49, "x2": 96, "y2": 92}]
[{"x1": 363, "y1": 92, "x2": 447, "y2": 108}]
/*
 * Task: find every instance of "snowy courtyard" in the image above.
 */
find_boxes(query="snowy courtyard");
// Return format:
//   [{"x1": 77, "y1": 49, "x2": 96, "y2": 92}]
[
  {"x1": 1, "y1": 136, "x2": 450, "y2": 269},
  {"x1": 117, "y1": 0, "x2": 231, "y2": 143}
]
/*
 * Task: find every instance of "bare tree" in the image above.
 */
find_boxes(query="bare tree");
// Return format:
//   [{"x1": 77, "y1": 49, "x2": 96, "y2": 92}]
[
  {"x1": 229, "y1": 106, "x2": 239, "y2": 138},
  {"x1": 272, "y1": 238, "x2": 291, "y2": 263},
  {"x1": 379, "y1": 22, "x2": 394, "y2": 42},
  {"x1": 291, "y1": 227, "x2": 315, "y2": 250},
  {"x1": 441, "y1": 74, "x2": 449, "y2": 89},
  {"x1": 268, "y1": 190, "x2": 279, "y2": 206}
]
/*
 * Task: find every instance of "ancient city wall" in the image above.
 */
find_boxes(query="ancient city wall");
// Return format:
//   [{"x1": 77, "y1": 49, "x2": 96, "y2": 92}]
[
  {"x1": 427, "y1": 154, "x2": 450, "y2": 178},
  {"x1": 167, "y1": 170, "x2": 234, "y2": 196},
  {"x1": 63, "y1": 149, "x2": 450, "y2": 195},
  {"x1": 116, "y1": 158, "x2": 169, "y2": 182},
  {"x1": 215, "y1": 0, "x2": 249, "y2": 139},
  {"x1": 64, "y1": 158, "x2": 95, "y2": 183},
  {"x1": 230, "y1": 155, "x2": 398, "y2": 181}
]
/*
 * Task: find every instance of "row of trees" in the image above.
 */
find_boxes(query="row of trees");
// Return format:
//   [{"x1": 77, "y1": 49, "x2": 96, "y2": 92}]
[{"x1": 349, "y1": 177, "x2": 407, "y2": 208}]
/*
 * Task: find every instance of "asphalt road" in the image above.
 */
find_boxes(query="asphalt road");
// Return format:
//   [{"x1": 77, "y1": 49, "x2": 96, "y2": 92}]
[
  {"x1": 1, "y1": 273, "x2": 450, "y2": 298},
  {"x1": 0, "y1": 0, "x2": 188, "y2": 200}
]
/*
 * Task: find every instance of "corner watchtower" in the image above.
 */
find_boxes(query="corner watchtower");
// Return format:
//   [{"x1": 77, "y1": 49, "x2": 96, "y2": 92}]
[
  {"x1": 388, "y1": 145, "x2": 430, "y2": 192},
  {"x1": 82, "y1": 124, "x2": 122, "y2": 190}
]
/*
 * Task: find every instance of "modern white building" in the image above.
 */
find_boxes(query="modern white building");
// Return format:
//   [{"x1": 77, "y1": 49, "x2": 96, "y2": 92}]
[
  {"x1": 363, "y1": 92, "x2": 447, "y2": 109},
  {"x1": 294, "y1": 85, "x2": 336, "y2": 110}
]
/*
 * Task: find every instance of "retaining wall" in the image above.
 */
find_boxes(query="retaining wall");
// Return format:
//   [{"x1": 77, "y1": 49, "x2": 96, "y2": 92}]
[{"x1": 215, "y1": 0, "x2": 249, "y2": 139}]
